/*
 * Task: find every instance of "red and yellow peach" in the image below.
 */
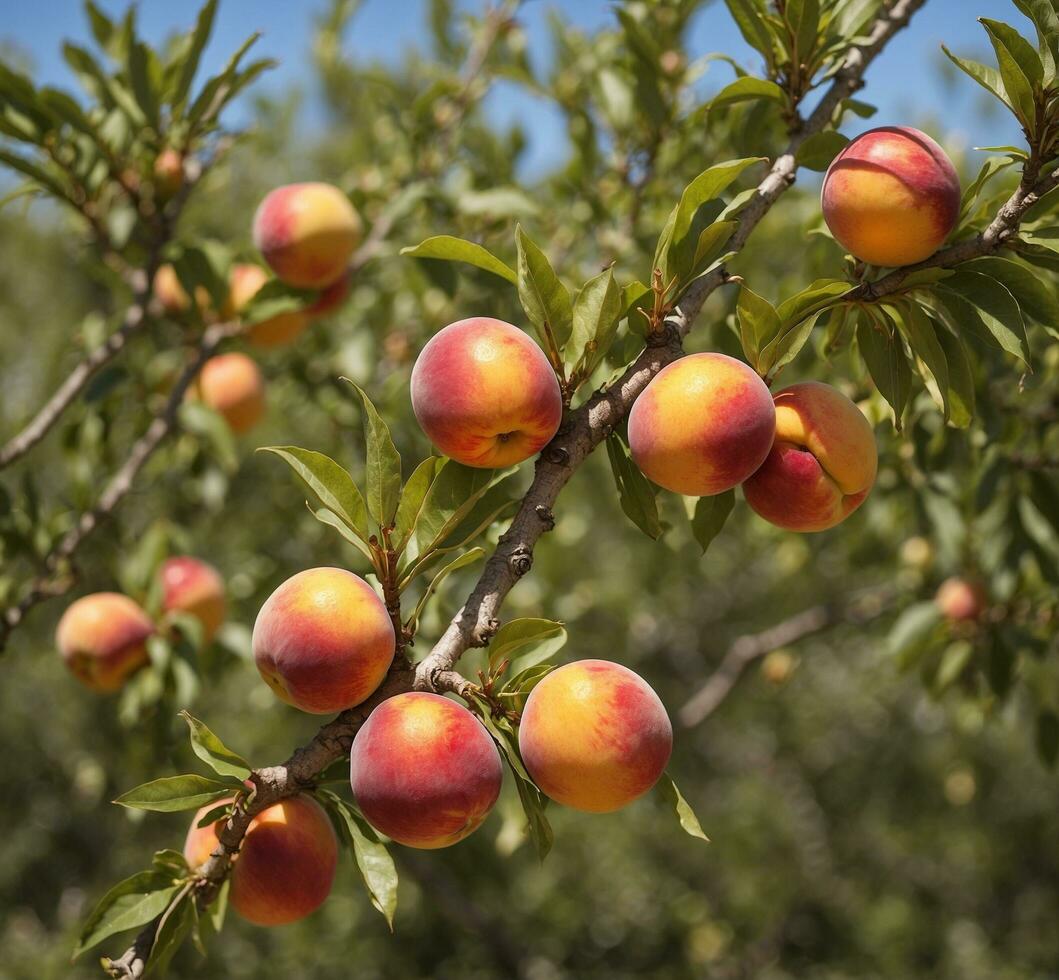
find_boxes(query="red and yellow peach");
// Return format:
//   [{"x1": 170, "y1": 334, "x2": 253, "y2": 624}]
[
  {"x1": 160, "y1": 556, "x2": 227, "y2": 645},
  {"x1": 225, "y1": 262, "x2": 311, "y2": 349},
  {"x1": 518, "y1": 660, "x2": 672, "y2": 813},
  {"x1": 252, "y1": 182, "x2": 361, "y2": 289},
  {"x1": 627, "y1": 352, "x2": 775, "y2": 496},
  {"x1": 252, "y1": 567, "x2": 395, "y2": 714},
  {"x1": 184, "y1": 794, "x2": 337, "y2": 926},
  {"x1": 822, "y1": 126, "x2": 960, "y2": 267},
  {"x1": 350, "y1": 692, "x2": 503, "y2": 848},
  {"x1": 55, "y1": 592, "x2": 154, "y2": 692},
  {"x1": 742, "y1": 382, "x2": 877, "y2": 532},
  {"x1": 152, "y1": 148, "x2": 184, "y2": 199},
  {"x1": 935, "y1": 577, "x2": 987, "y2": 622},
  {"x1": 195, "y1": 352, "x2": 266, "y2": 434},
  {"x1": 410, "y1": 317, "x2": 563, "y2": 468}
]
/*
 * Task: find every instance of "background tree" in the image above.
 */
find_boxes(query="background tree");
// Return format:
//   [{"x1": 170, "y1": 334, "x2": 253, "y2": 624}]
[{"x1": 2, "y1": 1, "x2": 1059, "y2": 978}]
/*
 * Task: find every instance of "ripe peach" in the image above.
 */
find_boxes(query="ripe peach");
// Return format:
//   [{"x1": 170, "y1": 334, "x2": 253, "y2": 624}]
[
  {"x1": 935, "y1": 577, "x2": 987, "y2": 622},
  {"x1": 822, "y1": 126, "x2": 960, "y2": 267},
  {"x1": 225, "y1": 262, "x2": 310, "y2": 349},
  {"x1": 252, "y1": 182, "x2": 361, "y2": 289},
  {"x1": 159, "y1": 556, "x2": 226, "y2": 645},
  {"x1": 410, "y1": 317, "x2": 563, "y2": 468},
  {"x1": 153, "y1": 264, "x2": 191, "y2": 314},
  {"x1": 627, "y1": 352, "x2": 775, "y2": 496},
  {"x1": 195, "y1": 352, "x2": 266, "y2": 434},
  {"x1": 184, "y1": 794, "x2": 337, "y2": 926},
  {"x1": 349, "y1": 692, "x2": 503, "y2": 848},
  {"x1": 152, "y1": 148, "x2": 184, "y2": 198},
  {"x1": 252, "y1": 567, "x2": 395, "y2": 714},
  {"x1": 55, "y1": 592, "x2": 154, "y2": 692},
  {"x1": 743, "y1": 382, "x2": 877, "y2": 532},
  {"x1": 518, "y1": 660, "x2": 672, "y2": 813}
]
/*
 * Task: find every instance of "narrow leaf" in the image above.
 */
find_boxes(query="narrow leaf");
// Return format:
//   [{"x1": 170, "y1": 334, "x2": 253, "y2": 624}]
[
  {"x1": 180, "y1": 711, "x2": 251, "y2": 781},
  {"x1": 114, "y1": 774, "x2": 234, "y2": 812},
  {"x1": 345, "y1": 382, "x2": 403, "y2": 527},
  {"x1": 656, "y1": 773, "x2": 709, "y2": 842},
  {"x1": 401, "y1": 235, "x2": 517, "y2": 284}
]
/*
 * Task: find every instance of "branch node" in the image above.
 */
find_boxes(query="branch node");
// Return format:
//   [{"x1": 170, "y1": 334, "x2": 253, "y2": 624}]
[
  {"x1": 509, "y1": 546, "x2": 533, "y2": 578},
  {"x1": 534, "y1": 504, "x2": 556, "y2": 530}
]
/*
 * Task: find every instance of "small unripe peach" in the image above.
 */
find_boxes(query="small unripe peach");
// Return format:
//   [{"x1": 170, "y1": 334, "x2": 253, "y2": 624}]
[
  {"x1": 518, "y1": 660, "x2": 672, "y2": 813},
  {"x1": 226, "y1": 263, "x2": 310, "y2": 349},
  {"x1": 56, "y1": 592, "x2": 154, "y2": 692},
  {"x1": 252, "y1": 567, "x2": 395, "y2": 714},
  {"x1": 822, "y1": 126, "x2": 960, "y2": 267},
  {"x1": 159, "y1": 556, "x2": 226, "y2": 645},
  {"x1": 152, "y1": 148, "x2": 184, "y2": 198},
  {"x1": 350, "y1": 692, "x2": 503, "y2": 848},
  {"x1": 935, "y1": 577, "x2": 987, "y2": 622},
  {"x1": 195, "y1": 353, "x2": 266, "y2": 434},
  {"x1": 184, "y1": 794, "x2": 337, "y2": 926},
  {"x1": 252, "y1": 182, "x2": 361, "y2": 289},
  {"x1": 627, "y1": 352, "x2": 775, "y2": 496},
  {"x1": 410, "y1": 318, "x2": 563, "y2": 468},
  {"x1": 743, "y1": 382, "x2": 878, "y2": 532}
]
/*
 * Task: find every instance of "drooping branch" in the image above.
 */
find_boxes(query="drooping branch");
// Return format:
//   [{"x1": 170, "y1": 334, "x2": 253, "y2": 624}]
[
  {"x1": 103, "y1": 4, "x2": 929, "y2": 972},
  {"x1": 0, "y1": 319, "x2": 244, "y2": 649},
  {"x1": 678, "y1": 585, "x2": 897, "y2": 728}
]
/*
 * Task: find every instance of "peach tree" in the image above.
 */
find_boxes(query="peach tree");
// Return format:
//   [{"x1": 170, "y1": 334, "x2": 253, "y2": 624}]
[{"x1": 1, "y1": 0, "x2": 1058, "y2": 976}]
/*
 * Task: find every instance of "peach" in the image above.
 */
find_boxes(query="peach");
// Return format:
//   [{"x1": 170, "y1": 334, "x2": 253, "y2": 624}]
[
  {"x1": 252, "y1": 182, "x2": 361, "y2": 289},
  {"x1": 822, "y1": 126, "x2": 960, "y2": 267},
  {"x1": 627, "y1": 352, "x2": 775, "y2": 496},
  {"x1": 159, "y1": 556, "x2": 226, "y2": 645},
  {"x1": 225, "y1": 262, "x2": 311, "y2": 349},
  {"x1": 349, "y1": 692, "x2": 503, "y2": 848},
  {"x1": 196, "y1": 352, "x2": 266, "y2": 434},
  {"x1": 184, "y1": 794, "x2": 337, "y2": 926},
  {"x1": 55, "y1": 592, "x2": 154, "y2": 692},
  {"x1": 252, "y1": 567, "x2": 395, "y2": 714},
  {"x1": 153, "y1": 264, "x2": 191, "y2": 314},
  {"x1": 152, "y1": 148, "x2": 184, "y2": 198},
  {"x1": 410, "y1": 317, "x2": 563, "y2": 468},
  {"x1": 742, "y1": 382, "x2": 877, "y2": 532},
  {"x1": 518, "y1": 660, "x2": 672, "y2": 813},
  {"x1": 935, "y1": 577, "x2": 987, "y2": 622}
]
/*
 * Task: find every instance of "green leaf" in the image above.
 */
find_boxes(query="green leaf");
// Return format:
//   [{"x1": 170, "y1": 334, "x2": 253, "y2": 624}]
[
  {"x1": 318, "y1": 791, "x2": 398, "y2": 929},
  {"x1": 933, "y1": 328, "x2": 975, "y2": 428},
  {"x1": 171, "y1": 0, "x2": 218, "y2": 110},
  {"x1": 0, "y1": 149, "x2": 69, "y2": 200},
  {"x1": 127, "y1": 40, "x2": 160, "y2": 129},
  {"x1": 689, "y1": 490, "x2": 735, "y2": 554},
  {"x1": 1036, "y1": 710, "x2": 1059, "y2": 769},
  {"x1": 413, "y1": 461, "x2": 515, "y2": 557},
  {"x1": 1012, "y1": 0, "x2": 1059, "y2": 80},
  {"x1": 856, "y1": 311, "x2": 913, "y2": 430},
  {"x1": 656, "y1": 773, "x2": 709, "y2": 842},
  {"x1": 784, "y1": 0, "x2": 820, "y2": 62},
  {"x1": 937, "y1": 270, "x2": 1029, "y2": 363},
  {"x1": 606, "y1": 432, "x2": 664, "y2": 539},
  {"x1": 706, "y1": 76, "x2": 785, "y2": 110},
  {"x1": 145, "y1": 889, "x2": 194, "y2": 976},
  {"x1": 186, "y1": 32, "x2": 261, "y2": 131},
  {"x1": 661, "y1": 158, "x2": 764, "y2": 283},
  {"x1": 406, "y1": 549, "x2": 484, "y2": 636},
  {"x1": 515, "y1": 224, "x2": 573, "y2": 351},
  {"x1": 487, "y1": 618, "x2": 568, "y2": 671},
  {"x1": 891, "y1": 302, "x2": 951, "y2": 420},
  {"x1": 311, "y1": 507, "x2": 374, "y2": 564},
  {"x1": 963, "y1": 256, "x2": 1059, "y2": 326},
  {"x1": 795, "y1": 130, "x2": 849, "y2": 171},
  {"x1": 238, "y1": 278, "x2": 315, "y2": 325},
  {"x1": 980, "y1": 18, "x2": 1040, "y2": 129},
  {"x1": 736, "y1": 284, "x2": 780, "y2": 369},
  {"x1": 259, "y1": 446, "x2": 369, "y2": 541},
  {"x1": 400, "y1": 236, "x2": 517, "y2": 285},
  {"x1": 76, "y1": 872, "x2": 180, "y2": 957},
  {"x1": 567, "y1": 267, "x2": 622, "y2": 377},
  {"x1": 935, "y1": 640, "x2": 974, "y2": 691},
  {"x1": 886, "y1": 601, "x2": 942, "y2": 668},
  {"x1": 941, "y1": 46, "x2": 1012, "y2": 110},
  {"x1": 724, "y1": 0, "x2": 778, "y2": 67},
  {"x1": 689, "y1": 221, "x2": 738, "y2": 280},
  {"x1": 393, "y1": 457, "x2": 441, "y2": 551},
  {"x1": 179, "y1": 711, "x2": 251, "y2": 781},
  {"x1": 114, "y1": 774, "x2": 234, "y2": 812},
  {"x1": 345, "y1": 382, "x2": 403, "y2": 527}
]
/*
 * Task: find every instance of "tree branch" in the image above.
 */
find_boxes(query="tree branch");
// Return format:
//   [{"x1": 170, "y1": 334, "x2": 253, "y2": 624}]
[
  {"x1": 413, "y1": 0, "x2": 928, "y2": 690},
  {"x1": 0, "y1": 320, "x2": 244, "y2": 649},
  {"x1": 678, "y1": 586, "x2": 896, "y2": 728}
]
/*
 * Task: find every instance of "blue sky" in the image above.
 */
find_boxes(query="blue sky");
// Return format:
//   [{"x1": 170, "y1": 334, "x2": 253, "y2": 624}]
[{"x1": 1, "y1": 0, "x2": 1026, "y2": 176}]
